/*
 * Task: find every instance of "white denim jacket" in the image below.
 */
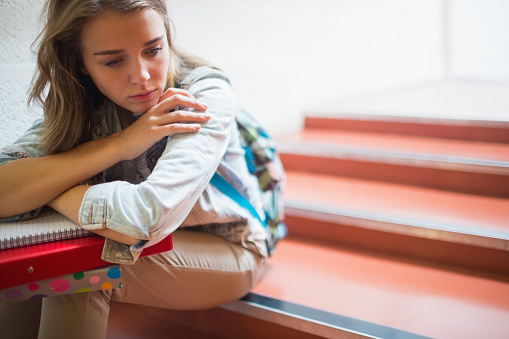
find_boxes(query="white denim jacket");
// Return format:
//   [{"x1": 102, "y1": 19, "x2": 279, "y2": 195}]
[{"x1": 0, "y1": 67, "x2": 268, "y2": 263}]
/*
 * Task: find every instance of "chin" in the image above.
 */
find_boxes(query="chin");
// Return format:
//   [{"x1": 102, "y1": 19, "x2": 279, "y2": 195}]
[
  {"x1": 129, "y1": 104, "x2": 152, "y2": 115},
  {"x1": 140, "y1": 98, "x2": 160, "y2": 113}
]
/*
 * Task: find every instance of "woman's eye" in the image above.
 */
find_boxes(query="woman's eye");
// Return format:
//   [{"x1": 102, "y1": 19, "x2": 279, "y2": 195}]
[
  {"x1": 147, "y1": 47, "x2": 163, "y2": 56},
  {"x1": 105, "y1": 59, "x2": 122, "y2": 68}
]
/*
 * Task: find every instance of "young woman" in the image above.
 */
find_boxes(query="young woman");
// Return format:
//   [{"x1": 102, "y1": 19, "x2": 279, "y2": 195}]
[{"x1": 0, "y1": 0, "x2": 267, "y2": 337}]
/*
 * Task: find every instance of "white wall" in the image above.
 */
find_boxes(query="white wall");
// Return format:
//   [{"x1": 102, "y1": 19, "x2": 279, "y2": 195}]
[
  {"x1": 448, "y1": 0, "x2": 509, "y2": 82},
  {"x1": 1, "y1": 0, "x2": 507, "y2": 147},
  {"x1": 0, "y1": 0, "x2": 46, "y2": 147},
  {"x1": 168, "y1": 0, "x2": 443, "y2": 135}
]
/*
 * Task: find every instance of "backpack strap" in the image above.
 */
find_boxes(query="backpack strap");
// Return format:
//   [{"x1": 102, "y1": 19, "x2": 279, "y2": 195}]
[{"x1": 210, "y1": 173, "x2": 266, "y2": 227}]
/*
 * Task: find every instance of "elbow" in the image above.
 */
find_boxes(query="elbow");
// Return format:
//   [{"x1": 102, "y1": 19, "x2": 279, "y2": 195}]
[
  {"x1": 142, "y1": 207, "x2": 179, "y2": 241},
  {"x1": 145, "y1": 214, "x2": 169, "y2": 239}
]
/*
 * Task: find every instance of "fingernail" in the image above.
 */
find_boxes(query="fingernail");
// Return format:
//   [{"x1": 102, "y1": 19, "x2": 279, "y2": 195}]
[
  {"x1": 198, "y1": 101, "x2": 208, "y2": 108},
  {"x1": 203, "y1": 114, "x2": 211, "y2": 119}
]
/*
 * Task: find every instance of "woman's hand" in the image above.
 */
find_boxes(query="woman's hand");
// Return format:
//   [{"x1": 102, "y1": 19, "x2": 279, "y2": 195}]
[{"x1": 113, "y1": 88, "x2": 210, "y2": 161}]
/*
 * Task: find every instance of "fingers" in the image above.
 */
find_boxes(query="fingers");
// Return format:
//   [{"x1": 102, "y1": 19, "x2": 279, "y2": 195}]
[
  {"x1": 156, "y1": 93, "x2": 208, "y2": 114},
  {"x1": 158, "y1": 88, "x2": 195, "y2": 103},
  {"x1": 158, "y1": 123, "x2": 202, "y2": 135},
  {"x1": 148, "y1": 110, "x2": 210, "y2": 137},
  {"x1": 142, "y1": 88, "x2": 210, "y2": 137},
  {"x1": 159, "y1": 110, "x2": 210, "y2": 125}
]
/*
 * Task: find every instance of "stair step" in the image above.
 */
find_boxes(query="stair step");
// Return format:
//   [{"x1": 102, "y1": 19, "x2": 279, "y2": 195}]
[
  {"x1": 107, "y1": 301, "x2": 226, "y2": 339},
  {"x1": 304, "y1": 114, "x2": 509, "y2": 143},
  {"x1": 283, "y1": 128, "x2": 509, "y2": 161},
  {"x1": 252, "y1": 238, "x2": 509, "y2": 339},
  {"x1": 282, "y1": 170, "x2": 509, "y2": 275},
  {"x1": 108, "y1": 292, "x2": 427, "y2": 339},
  {"x1": 223, "y1": 293, "x2": 428, "y2": 339},
  {"x1": 284, "y1": 170, "x2": 509, "y2": 239},
  {"x1": 107, "y1": 238, "x2": 509, "y2": 339},
  {"x1": 278, "y1": 129, "x2": 509, "y2": 197}
]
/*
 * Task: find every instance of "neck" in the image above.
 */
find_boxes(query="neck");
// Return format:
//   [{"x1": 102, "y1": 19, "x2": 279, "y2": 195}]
[{"x1": 115, "y1": 105, "x2": 137, "y2": 130}]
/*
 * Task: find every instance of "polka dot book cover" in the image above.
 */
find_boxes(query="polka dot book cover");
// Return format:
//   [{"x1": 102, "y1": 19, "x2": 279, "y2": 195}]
[
  {"x1": 0, "y1": 265, "x2": 122, "y2": 302},
  {"x1": 0, "y1": 231, "x2": 172, "y2": 295}
]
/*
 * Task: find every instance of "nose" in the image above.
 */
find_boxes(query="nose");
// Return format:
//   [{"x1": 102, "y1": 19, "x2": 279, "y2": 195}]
[{"x1": 130, "y1": 58, "x2": 150, "y2": 84}]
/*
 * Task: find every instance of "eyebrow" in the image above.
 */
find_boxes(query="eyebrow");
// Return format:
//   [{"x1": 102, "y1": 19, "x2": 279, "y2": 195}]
[{"x1": 93, "y1": 35, "x2": 164, "y2": 56}]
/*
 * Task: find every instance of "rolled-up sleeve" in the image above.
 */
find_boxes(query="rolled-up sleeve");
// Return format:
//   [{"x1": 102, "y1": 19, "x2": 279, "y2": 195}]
[{"x1": 79, "y1": 69, "x2": 237, "y2": 263}]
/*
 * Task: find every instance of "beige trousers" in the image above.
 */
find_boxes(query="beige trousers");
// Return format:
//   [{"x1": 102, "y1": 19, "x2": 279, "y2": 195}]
[{"x1": 0, "y1": 230, "x2": 265, "y2": 339}]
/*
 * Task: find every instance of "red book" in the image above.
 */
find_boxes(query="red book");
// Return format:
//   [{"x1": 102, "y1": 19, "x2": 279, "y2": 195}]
[{"x1": 0, "y1": 235, "x2": 172, "y2": 290}]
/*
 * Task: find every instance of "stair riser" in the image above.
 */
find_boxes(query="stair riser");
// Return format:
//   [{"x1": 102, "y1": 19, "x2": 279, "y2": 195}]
[
  {"x1": 141, "y1": 306, "x2": 327, "y2": 339},
  {"x1": 305, "y1": 117, "x2": 509, "y2": 143},
  {"x1": 280, "y1": 153, "x2": 509, "y2": 198},
  {"x1": 285, "y1": 214, "x2": 509, "y2": 277}
]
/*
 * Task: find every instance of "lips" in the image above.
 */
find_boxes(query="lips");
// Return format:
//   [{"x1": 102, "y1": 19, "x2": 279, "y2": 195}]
[{"x1": 129, "y1": 90, "x2": 157, "y2": 102}]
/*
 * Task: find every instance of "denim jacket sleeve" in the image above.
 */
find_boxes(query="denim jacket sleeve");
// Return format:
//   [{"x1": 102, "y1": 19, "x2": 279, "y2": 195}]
[
  {"x1": 79, "y1": 68, "x2": 239, "y2": 263},
  {"x1": 0, "y1": 119, "x2": 46, "y2": 222}
]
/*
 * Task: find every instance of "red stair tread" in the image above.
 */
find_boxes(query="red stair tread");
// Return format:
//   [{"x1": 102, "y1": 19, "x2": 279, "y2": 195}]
[
  {"x1": 283, "y1": 170, "x2": 509, "y2": 233},
  {"x1": 280, "y1": 128, "x2": 509, "y2": 162},
  {"x1": 304, "y1": 115, "x2": 509, "y2": 144},
  {"x1": 252, "y1": 238, "x2": 509, "y2": 339}
]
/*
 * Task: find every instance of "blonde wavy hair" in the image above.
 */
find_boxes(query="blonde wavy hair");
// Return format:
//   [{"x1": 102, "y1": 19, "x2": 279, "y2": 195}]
[{"x1": 30, "y1": 0, "x2": 209, "y2": 155}]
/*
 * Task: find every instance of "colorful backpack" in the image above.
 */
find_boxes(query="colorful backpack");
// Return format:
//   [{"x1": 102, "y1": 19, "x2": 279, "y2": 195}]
[
  {"x1": 235, "y1": 109, "x2": 288, "y2": 255},
  {"x1": 210, "y1": 109, "x2": 287, "y2": 256}
]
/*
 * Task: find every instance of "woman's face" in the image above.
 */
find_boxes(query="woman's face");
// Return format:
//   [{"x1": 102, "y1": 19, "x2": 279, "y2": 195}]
[{"x1": 81, "y1": 9, "x2": 170, "y2": 115}]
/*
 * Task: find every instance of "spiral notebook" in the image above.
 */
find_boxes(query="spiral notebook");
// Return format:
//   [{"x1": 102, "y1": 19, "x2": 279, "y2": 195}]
[
  {"x1": 0, "y1": 208, "x2": 173, "y2": 290},
  {"x1": 0, "y1": 207, "x2": 92, "y2": 250}
]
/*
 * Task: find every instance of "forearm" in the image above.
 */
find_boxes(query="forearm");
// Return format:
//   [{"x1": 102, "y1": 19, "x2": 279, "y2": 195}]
[
  {"x1": 48, "y1": 185, "x2": 139, "y2": 245},
  {"x1": 0, "y1": 135, "x2": 122, "y2": 218}
]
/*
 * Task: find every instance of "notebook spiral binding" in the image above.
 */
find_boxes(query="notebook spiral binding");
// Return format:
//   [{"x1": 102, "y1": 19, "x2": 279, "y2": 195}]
[{"x1": 0, "y1": 228, "x2": 93, "y2": 250}]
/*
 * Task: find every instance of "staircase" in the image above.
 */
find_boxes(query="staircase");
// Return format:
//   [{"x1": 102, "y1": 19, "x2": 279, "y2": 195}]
[
  {"x1": 252, "y1": 114, "x2": 509, "y2": 338},
  {"x1": 278, "y1": 115, "x2": 509, "y2": 276},
  {"x1": 107, "y1": 113, "x2": 509, "y2": 339}
]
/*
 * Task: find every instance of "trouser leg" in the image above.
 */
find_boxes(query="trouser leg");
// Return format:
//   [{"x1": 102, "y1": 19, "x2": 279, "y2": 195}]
[
  {"x1": 0, "y1": 229, "x2": 264, "y2": 338},
  {"x1": 38, "y1": 289, "x2": 111, "y2": 339},
  {"x1": 112, "y1": 230, "x2": 265, "y2": 310},
  {"x1": 0, "y1": 298, "x2": 42, "y2": 339}
]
